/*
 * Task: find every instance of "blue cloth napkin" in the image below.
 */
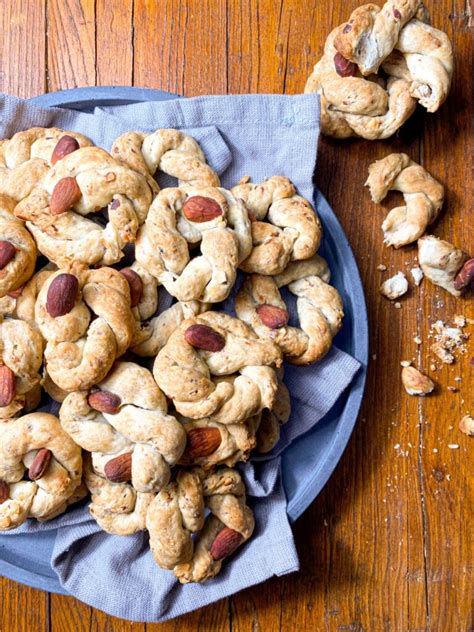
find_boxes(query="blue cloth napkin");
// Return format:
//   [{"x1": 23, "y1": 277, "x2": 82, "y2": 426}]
[{"x1": 0, "y1": 92, "x2": 361, "y2": 622}]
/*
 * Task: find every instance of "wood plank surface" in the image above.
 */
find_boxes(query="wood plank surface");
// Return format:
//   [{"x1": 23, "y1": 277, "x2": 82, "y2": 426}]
[{"x1": 0, "y1": 0, "x2": 472, "y2": 630}]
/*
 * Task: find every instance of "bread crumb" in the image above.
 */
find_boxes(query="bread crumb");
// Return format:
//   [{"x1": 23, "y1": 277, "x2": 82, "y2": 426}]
[
  {"x1": 394, "y1": 302, "x2": 402, "y2": 309},
  {"x1": 411, "y1": 266, "x2": 424, "y2": 286},
  {"x1": 380, "y1": 272, "x2": 408, "y2": 300},
  {"x1": 414, "y1": 336, "x2": 422, "y2": 345},
  {"x1": 448, "y1": 444, "x2": 459, "y2": 449},
  {"x1": 377, "y1": 264, "x2": 387, "y2": 271},
  {"x1": 459, "y1": 415, "x2": 474, "y2": 436},
  {"x1": 400, "y1": 360, "x2": 412, "y2": 367}
]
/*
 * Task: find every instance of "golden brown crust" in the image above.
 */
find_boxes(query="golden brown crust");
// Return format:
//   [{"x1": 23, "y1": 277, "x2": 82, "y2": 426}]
[
  {"x1": 0, "y1": 412, "x2": 82, "y2": 529},
  {"x1": 232, "y1": 176, "x2": 321, "y2": 275},
  {"x1": 235, "y1": 256, "x2": 344, "y2": 365},
  {"x1": 366, "y1": 153, "x2": 444, "y2": 247},
  {"x1": 135, "y1": 185, "x2": 252, "y2": 303}
]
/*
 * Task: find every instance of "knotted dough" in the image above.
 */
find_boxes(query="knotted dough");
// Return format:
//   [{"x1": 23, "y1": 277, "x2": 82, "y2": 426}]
[
  {"x1": 15, "y1": 147, "x2": 153, "y2": 267},
  {"x1": 0, "y1": 127, "x2": 92, "y2": 201},
  {"x1": 135, "y1": 185, "x2": 252, "y2": 302},
  {"x1": 153, "y1": 311, "x2": 282, "y2": 422},
  {"x1": 35, "y1": 266, "x2": 135, "y2": 391},
  {"x1": 147, "y1": 467, "x2": 254, "y2": 583},
  {"x1": 366, "y1": 153, "x2": 444, "y2": 247},
  {"x1": 60, "y1": 361, "x2": 186, "y2": 495},
  {"x1": 236, "y1": 255, "x2": 343, "y2": 365},
  {"x1": 112, "y1": 128, "x2": 220, "y2": 192},
  {"x1": 0, "y1": 194, "x2": 37, "y2": 297},
  {"x1": 0, "y1": 413, "x2": 82, "y2": 530},
  {"x1": 418, "y1": 235, "x2": 468, "y2": 297},
  {"x1": 232, "y1": 176, "x2": 321, "y2": 274}
]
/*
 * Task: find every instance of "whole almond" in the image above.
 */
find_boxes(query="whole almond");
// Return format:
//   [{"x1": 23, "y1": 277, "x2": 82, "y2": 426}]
[
  {"x1": 0, "y1": 241, "x2": 16, "y2": 270},
  {"x1": 184, "y1": 324, "x2": 225, "y2": 352},
  {"x1": 256, "y1": 304, "x2": 289, "y2": 329},
  {"x1": 46, "y1": 273, "x2": 79, "y2": 317},
  {"x1": 333, "y1": 52, "x2": 357, "y2": 77},
  {"x1": 88, "y1": 390, "x2": 122, "y2": 414},
  {"x1": 181, "y1": 427, "x2": 222, "y2": 463},
  {"x1": 210, "y1": 526, "x2": 244, "y2": 561},
  {"x1": 0, "y1": 365, "x2": 16, "y2": 407},
  {"x1": 453, "y1": 258, "x2": 474, "y2": 291},
  {"x1": 28, "y1": 448, "x2": 52, "y2": 481},
  {"x1": 120, "y1": 268, "x2": 143, "y2": 307},
  {"x1": 50, "y1": 177, "x2": 82, "y2": 215},
  {"x1": 51, "y1": 135, "x2": 80, "y2": 164},
  {"x1": 104, "y1": 452, "x2": 132, "y2": 483},
  {"x1": 0, "y1": 480, "x2": 9, "y2": 503},
  {"x1": 183, "y1": 196, "x2": 222, "y2": 223}
]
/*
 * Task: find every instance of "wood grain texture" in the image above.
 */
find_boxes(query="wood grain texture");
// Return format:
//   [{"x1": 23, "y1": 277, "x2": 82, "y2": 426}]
[{"x1": 0, "y1": 0, "x2": 472, "y2": 630}]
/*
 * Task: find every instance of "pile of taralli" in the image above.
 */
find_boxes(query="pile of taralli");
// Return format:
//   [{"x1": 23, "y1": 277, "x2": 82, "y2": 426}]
[{"x1": 0, "y1": 126, "x2": 343, "y2": 583}]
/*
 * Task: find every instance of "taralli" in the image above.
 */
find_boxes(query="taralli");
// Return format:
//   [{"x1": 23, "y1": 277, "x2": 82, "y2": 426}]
[
  {"x1": 250, "y1": 372, "x2": 291, "y2": 453},
  {"x1": 14, "y1": 147, "x2": 153, "y2": 267},
  {"x1": 35, "y1": 266, "x2": 135, "y2": 391},
  {"x1": 135, "y1": 185, "x2": 252, "y2": 302},
  {"x1": 235, "y1": 255, "x2": 344, "y2": 365},
  {"x1": 0, "y1": 413, "x2": 82, "y2": 530},
  {"x1": 0, "y1": 127, "x2": 92, "y2": 201},
  {"x1": 304, "y1": 28, "x2": 417, "y2": 139},
  {"x1": 0, "y1": 195, "x2": 37, "y2": 297},
  {"x1": 60, "y1": 361, "x2": 186, "y2": 494},
  {"x1": 0, "y1": 265, "x2": 55, "y2": 323},
  {"x1": 147, "y1": 467, "x2": 254, "y2": 583},
  {"x1": 83, "y1": 454, "x2": 154, "y2": 535},
  {"x1": 0, "y1": 317, "x2": 43, "y2": 418},
  {"x1": 366, "y1": 153, "x2": 444, "y2": 247},
  {"x1": 153, "y1": 311, "x2": 282, "y2": 422},
  {"x1": 232, "y1": 176, "x2": 321, "y2": 275},
  {"x1": 418, "y1": 235, "x2": 470, "y2": 297},
  {"x1": 112, "y1": 129, "x2": 220, "y2": 193},
  {"x1": 333, "y1": 0, "x2": 427, "y2": 76},
  {"x1": 120, "y1": 262, "x2": 159, "y2": 322}
]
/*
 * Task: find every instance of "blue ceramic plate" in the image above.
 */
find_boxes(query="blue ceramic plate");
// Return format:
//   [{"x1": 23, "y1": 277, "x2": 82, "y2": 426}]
[{"x1": 0, "y1": 86, "x2": 368, "y2": 595}]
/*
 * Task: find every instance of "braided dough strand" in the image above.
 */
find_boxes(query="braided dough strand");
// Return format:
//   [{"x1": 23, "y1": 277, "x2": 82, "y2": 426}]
[
  {"x1": 366, "y1": 152, "x2": 444, "y2": 247},
  {"x1": 232, "y1": 176, "x2": 321, "y2": 274},
  {"x1": 112, "y1": 129, "x2": 220, "y2": 191}
]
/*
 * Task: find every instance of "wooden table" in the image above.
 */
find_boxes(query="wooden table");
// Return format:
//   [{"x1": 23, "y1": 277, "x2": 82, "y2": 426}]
[{"x1": 1, "y1": 1, "x2": 472, "y2": 630}]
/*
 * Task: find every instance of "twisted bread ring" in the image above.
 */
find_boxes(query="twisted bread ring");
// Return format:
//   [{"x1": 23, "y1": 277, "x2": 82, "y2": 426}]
[
  {"x1": 0, "y1": 195, "x2": 36, "y2": 297},
  {"x1": 0, "y1": 127, "x2": 92, "y2": 201},
  {"x1": 35, "y1": 266, "x2": 135, "y2": 391},
  {"x1": 83, "y1": 454, "x2": 154, "y2": 535},
  {"x1": 111, "y1": 129, "x2": 220, "y2": 192},
  {"x1": 147, "y1": 467, "x2": 254, "y2": 583},
  {"x1": 231, "y1": 176, "x2": 321, "y2": 275},
  {"x1": 366, "y1": 153, "x2": 444, "y2": 247},
  {"x1": 305, "y1": 28, "x2": 417, "y2": 139},
  {"x1": 14, "y1": 147, "x2": 153, "y2": 267},
  {"x1": 235, "y1": 255, "x2": 343, "y2": 365},
  {"x1": 333, "y1": 0, "x2": 427, "y2": 76},
  {"x1": 60, "y1": 361, "x2": 186, "y2": 494},
  {"x1": 0, "y1": 318, "x2": 44, "y2": 418},
  {"x1": 153, "y1": 311, "x2": 281, "y2": 421},
  {"x1": 0, "y1": 413, "x2": 82, "y2": 530},
  {"x1": 135, "y1": 185, "x2": 252, "y2": 302}
]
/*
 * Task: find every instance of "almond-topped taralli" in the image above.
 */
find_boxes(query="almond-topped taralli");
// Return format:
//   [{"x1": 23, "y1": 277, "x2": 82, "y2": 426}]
[
  {"x1": 135, "y1": 185, "x2": 252, "y2": 303},
  {"x1": 231, "y1": 176, "x2": 321, "y2": 275},
  {"x1": 235, "y1": 255, "x2": 344, "y2": 365},
  {"x1": 0, "y1": 127, "x2": 92, "y2": 202},
  {"x1": 147, "y1": 466, "x2": 254, "y2": 583},
  {"x1": 14, "y1": 146, "x2": 153, "y2": 267},
  {"x1": 153, "y1": 311, "x2": 282, "y2": 422},
  {"x1": 0, "y1": 412, "x2": 82, "y2": 530},
  {"x1": 0, "y1": 195, "x2": 37, "y2": 298},
  {"x1": 35, "y1": 265, "x2": 135, "y2": 391},
  {"x1": 0, "y1": 317, "x2": 44, "y2": 419},
  {"x1": 59, "y1": 361, "x2": 186, "y2": 500}
]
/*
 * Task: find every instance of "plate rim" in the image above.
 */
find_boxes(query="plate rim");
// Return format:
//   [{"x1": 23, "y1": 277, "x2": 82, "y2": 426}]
[{"x1": 0, "y1": 86, "x2": 368, "y2": 595}]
